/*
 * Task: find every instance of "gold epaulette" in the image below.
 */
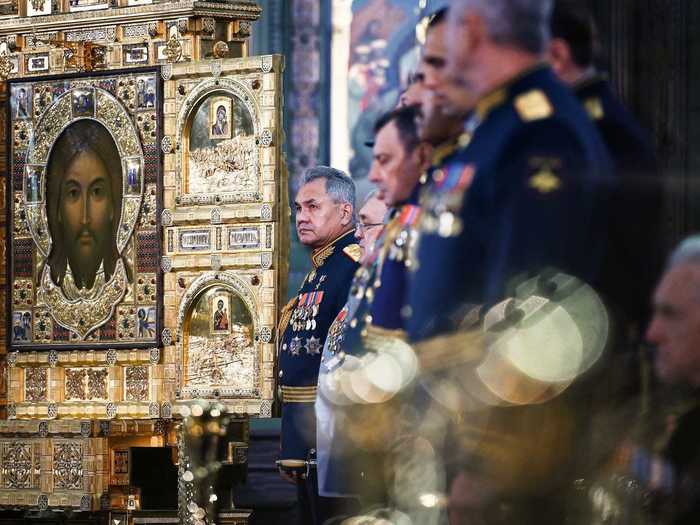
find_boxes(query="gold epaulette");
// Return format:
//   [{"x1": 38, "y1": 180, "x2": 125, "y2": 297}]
[
  {"x1": 342, "y1": 244, "x2": 362, "y2": 263},
  {"x1": 514, "y1": 89, "x2": 553, "y2": 122},
  {"x1": 280, "y1": 385, "x2": 317, "y2": 403}
]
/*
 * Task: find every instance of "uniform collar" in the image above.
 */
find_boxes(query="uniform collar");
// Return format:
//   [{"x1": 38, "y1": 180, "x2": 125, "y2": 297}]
[
  {"x1": 474, "y1": 62, "x2": 551, "y2": 121},
  {"x1": 431, "y1": 135, "x2": 463, "y2": 168},
  {"x1": 310, "y1": 228, "x2": 355, "y2": 268}
]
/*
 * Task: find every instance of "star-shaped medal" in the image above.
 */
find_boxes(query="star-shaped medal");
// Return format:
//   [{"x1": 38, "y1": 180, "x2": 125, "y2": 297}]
[
  {"x1": 306, "y1": 336, "x2": 321, "y2": 355},
  {"x1": 290, "y1": 336, "x2": 302, "y2": 356}
]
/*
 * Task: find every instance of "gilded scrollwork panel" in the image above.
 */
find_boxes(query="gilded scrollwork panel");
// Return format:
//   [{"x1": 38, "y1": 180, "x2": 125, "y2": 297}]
[
  {"x1": 52, "y1": 442, "x2": 83, "y2": 491},
  {"x1": 1, "y1": 443, "x2": 33, "y2": 489},
  {"x1": 24, "y1": 368, "x2": 47, "y2": 403},
  {"x1": 125, "y1": 366, "x2": 149, "y2": 402}
]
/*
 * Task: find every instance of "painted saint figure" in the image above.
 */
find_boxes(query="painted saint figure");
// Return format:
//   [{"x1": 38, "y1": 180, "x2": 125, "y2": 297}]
[
  {"x1": 16, "y1": 88, "x2": 29, "y2": 118},
  {"x1": 214, "y1": 299, "x2": 229, "y2": 331},
  {"x1": 211, "y1": 105, "x2": 229, "y2": 137}
]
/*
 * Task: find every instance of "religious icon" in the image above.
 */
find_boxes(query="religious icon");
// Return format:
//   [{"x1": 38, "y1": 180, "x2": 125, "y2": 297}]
[
  {"x1": 24, "y1": 165, "x2": 43, "y2": 203},
  {"x1": 45, "y1": 119, "x2": 125, "y2": 296},
  {"x1": 12, "y1": 85, "x2": 31, "y2": 119},
  {"x1": 27, "y1": 0, "x2": 51, "y2": 16},
  {"x1": 211, "y1": 295, "x2": 230, "y2": 334},
  {"x1": 69, "y1": 0, "x2": 108, "y2": 12},
  {"x1": 124, "y1": 158, "x2": 142, "y2": 195},
  {"x1": 137, "y1": 307, "x2": 156, "y2": 339},
  {"x1": 123, "y1": 45, "x2": 148, "y2": 65},
  {"x1": 135, "y1": 76, "x2": 156, "y2": 109},
  {"x1": 12, "y1": 312, "x2": 32, "y2": 342},
  {"x1": 186, "y1": 93, "x2": 256, "y2": 196},
  {"x1": 27, "y1": 55, "x2": 48, "y2": 73},
  {"x1": 71, "y1": 88, "x2": 94, "y2": 117},
  {"x1": 185, "y1": 285, "x2": 256, "y2": 394},
  {"x1": 209, "y1": 97, "x2": 232, "y2": 140},
  {"x1": 9, "y1": 72, "x2": 160, "y2": 348}
]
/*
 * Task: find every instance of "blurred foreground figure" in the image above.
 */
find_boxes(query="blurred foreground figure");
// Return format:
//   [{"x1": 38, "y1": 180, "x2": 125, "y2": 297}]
[
  {"x1": 404, "y1": 0, "x2": 616, "y2": 522},
  {"x1": 569, "y1": 238, "x2": 700, "y2": 524},
  {"x1": 316, "y1": 105, "x2": 432, "y2": 516},
  {"x1": 643, "y1": 238, "x2": 700, "y2": 523},
  {"x1": 550, "y1": 0, "x2": 663, "y2": 338},
  {"x1": 409, "y1": 0, "x2": 613, "y2": 340},
  {"x1": 277, "y1": 167, "x2": 361, "y2": 525}
]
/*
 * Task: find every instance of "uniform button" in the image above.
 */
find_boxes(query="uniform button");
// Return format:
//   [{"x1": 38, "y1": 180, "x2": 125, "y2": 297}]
[
  {"x1": 282, "y1": 343, "x2": 287, "y2": 350},
  {"x1": 278, "y1": 370, "x2": 283, "y2": 378}
]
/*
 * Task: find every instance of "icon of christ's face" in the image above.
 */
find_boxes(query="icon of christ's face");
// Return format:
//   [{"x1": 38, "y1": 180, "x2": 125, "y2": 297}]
[{"x1": 58, "y1": 149, "x2": 114, "y2": 289}]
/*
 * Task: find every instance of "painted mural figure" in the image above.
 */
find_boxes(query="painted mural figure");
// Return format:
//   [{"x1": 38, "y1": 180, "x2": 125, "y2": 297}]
[
  {"x1": 214, "y1": 299, "x2": 229, "y2": 331},
  {"x1": 211, "y1": 104, "x2": 229, "y2": 138},
  {"x1": 16, "y1": 87, "x2": 29, "y2": 118},
  {"x1": 46, "y1": 120, "x2": 123, "y2": 296}
]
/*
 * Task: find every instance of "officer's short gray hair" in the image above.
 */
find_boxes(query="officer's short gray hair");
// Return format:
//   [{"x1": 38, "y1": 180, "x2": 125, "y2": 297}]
[
  {"x1": 361, "y1": 188, "x2": 379, "y2": 207},
  {"x1": 452, "y1": 0, "x2": 553, "y2": 54},
  {"x1": 668, "y1": 236, "x2": 700, "y2": 269},
  {"x1": 302, "y1": 166, "x2": 356, "y2": 220}
]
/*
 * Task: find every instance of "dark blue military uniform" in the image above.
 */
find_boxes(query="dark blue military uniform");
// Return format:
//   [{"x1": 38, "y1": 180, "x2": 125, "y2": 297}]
[
  {"x1": 407, "y1": 64, "x2": 614, "y2": 342},
  {"x1": 277, "y1": 229, "x2": 360, "y2": 522},
  {"x1": 315, "y1": 160, "x2": 452, "y2": 501},
  {"x1": 575, "y1": 74, "x2": 662, "y2": 333}
]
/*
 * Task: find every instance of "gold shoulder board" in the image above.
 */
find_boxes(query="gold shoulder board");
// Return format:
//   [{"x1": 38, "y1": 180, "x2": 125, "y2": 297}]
[
  {"x1": 514, "y1": 90, "x2": 553, "y2": 122},
  {"x1": 343, "y1": 244, "x2": 362, "y2": 263}
]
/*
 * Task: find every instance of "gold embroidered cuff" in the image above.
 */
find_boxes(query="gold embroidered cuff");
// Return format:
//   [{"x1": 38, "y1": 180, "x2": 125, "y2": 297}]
[{"x1": 281, "y1": 385, "x2": 318, "y2": 403}]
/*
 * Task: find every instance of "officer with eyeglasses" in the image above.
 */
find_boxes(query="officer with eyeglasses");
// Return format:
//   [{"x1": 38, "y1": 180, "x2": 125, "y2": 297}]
[{"x1": 315, "y1": 105, "x2": 433, "y2": 513}]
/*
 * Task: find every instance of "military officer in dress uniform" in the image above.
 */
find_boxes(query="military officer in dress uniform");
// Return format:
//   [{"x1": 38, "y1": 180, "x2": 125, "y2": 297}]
[
  {"x1": 408, "y1": 0, "x2": 614, "y2": 342},
  {"x1": 277, "y1": 166, "x2": 362, "y2": 525},
  {"x1": 404, "y1": 1, "x2": 615, "y2": 521},
  {"x1": 316, "y1": 105, "x2": 433, "y2": 513},
  {"x1": 549, "y1": 0, "x2": 663, "y2": 336}
]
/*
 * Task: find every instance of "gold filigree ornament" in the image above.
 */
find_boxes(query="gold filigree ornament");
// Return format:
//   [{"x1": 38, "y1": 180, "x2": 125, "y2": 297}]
[
  {"x1": 24, "y1": 86, "x2": 144, "y2": 339},
  {"x1": 38, "y1": 259, "x2": 128, "y2": 339}
]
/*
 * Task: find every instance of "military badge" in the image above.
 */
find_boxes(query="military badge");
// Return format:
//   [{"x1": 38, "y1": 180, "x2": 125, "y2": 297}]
[
  {"x1": 528, "y1": 157, "x2": 563, "y2": 194},
  {"x1": 326, "y1": 307, "x2": 348, "y2": 356},
  {"x1": 306, "y1": 336, "x2": 322, "y2": 355},
  {"x1": 289, "y1": 336, "x2": 302, "y2": 356}
]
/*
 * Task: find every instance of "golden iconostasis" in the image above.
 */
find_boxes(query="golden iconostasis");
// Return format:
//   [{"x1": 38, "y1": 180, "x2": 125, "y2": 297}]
[{"x1": 0, "y1": 0, "x2": 287, "y2": 513}]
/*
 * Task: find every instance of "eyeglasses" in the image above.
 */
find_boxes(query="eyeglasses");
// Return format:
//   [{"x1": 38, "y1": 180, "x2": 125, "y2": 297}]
[{"x1": 356, "y1": 222, "x2": 384, "y2": 233}]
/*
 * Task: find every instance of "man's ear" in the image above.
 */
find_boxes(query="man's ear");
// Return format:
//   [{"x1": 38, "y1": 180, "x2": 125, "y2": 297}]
[
  {"x1": 340, "y1": 202, "x2": 354, "y2": 227},
  {"x1": 548, "y1": 38, "x2": 571, "y2": 77},
  {"x1": 415, "y1": 142, "x2": 434, "y2": 173},
  {"x1": 464, "y1": 12, "x2": 485, "y2": 54}
]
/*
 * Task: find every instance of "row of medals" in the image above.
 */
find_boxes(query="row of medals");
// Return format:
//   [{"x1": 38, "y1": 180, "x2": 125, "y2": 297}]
[{"x1": 290, "y1": 269, "x2": 322, "y2": 332}]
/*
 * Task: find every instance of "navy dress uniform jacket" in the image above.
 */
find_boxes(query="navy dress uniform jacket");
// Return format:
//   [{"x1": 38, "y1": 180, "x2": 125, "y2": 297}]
[
  {"x1": 317, "y1": 190, "x2": 424, "y2": 498},
  {"x1": 277, "y1": 229, "x2": 361, "y2": 467},
  {"x1": 575, "y1": 75, "x2": 662, "y2": 332},
  {"x1": 407, "y1": 64, "x2": 615, "y2": 342}
]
